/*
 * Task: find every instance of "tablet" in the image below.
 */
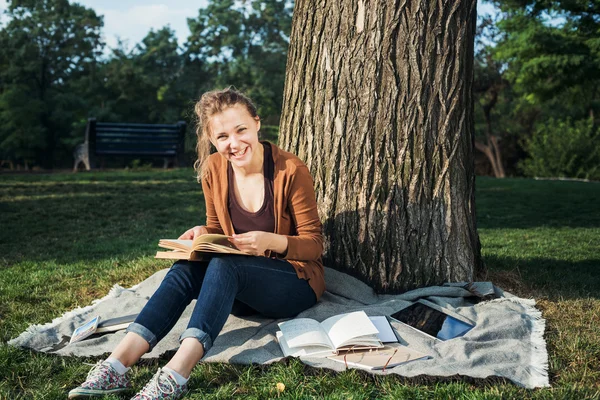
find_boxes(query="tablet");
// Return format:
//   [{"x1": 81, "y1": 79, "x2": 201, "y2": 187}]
[{"x1": 389, "y1": 301, "x2": 474, "y2": 341}]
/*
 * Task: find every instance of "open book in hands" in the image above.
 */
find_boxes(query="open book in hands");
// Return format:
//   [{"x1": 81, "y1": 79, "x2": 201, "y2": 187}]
[
  {"x1": 276, "y1": 311, "x2": 385, "y2": 358},
  {"x1": 155, "y1": 234, "x2": 247, "y2": 260}
]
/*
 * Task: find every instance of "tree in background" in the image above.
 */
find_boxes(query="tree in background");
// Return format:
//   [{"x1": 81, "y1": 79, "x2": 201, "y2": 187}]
[
  {"x1": 472, "y1": 13, "x2": 541, "y2": 177},
  {"x1": 100, "y1": 27, "x2": 185, "y2": 124},
  {"x1": 3, "y1": 0, "x2": 595, "y2": 177},
  {"x1": 0, "y1": 0, "x2": 103, "y2": 168},
  {"x1": 0, "y1": 0, "x2": 292, "y2": 168},
  {"x1": 493, "y1": 0, "x2": 600, "y2": 119},
  {"x1": 474, "y1": 15, "x2": 508, "y2": 178},
  {"x1": 186, "y1": 0, "x2": 292, "y2": 125},
  {"x1": 520, "y1": 117, "x2": 599, "y2": 179},
  {"x1": 490, "y1": 0, "x2": 600, "y2": 179},
  {"x1": 280, "y1": 0, "x2": 483, "y2": 292}
]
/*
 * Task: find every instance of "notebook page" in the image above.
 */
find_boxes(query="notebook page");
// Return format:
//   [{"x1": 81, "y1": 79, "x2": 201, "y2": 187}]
[
  {"x1": 321, "y1": 311, "x2": 380, "y2": 349},
  {"x1": 276, "y1": 332, "x2": 335, "y2": 358},
  {"x1": 278, "y1": 318, "x2": 333, "y2": 349}
]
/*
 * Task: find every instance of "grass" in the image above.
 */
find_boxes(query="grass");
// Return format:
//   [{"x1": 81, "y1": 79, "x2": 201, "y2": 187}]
[{"x1": 1, "y1": 171, "x2": 599, "y2": 399}]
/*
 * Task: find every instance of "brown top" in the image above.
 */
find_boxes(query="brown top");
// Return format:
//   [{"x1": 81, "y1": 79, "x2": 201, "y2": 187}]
[
  {"x1": 201, "y1": 141, "x2": 325, "y2": 300},
  {"x1": 227, "y1": 142, "x2": 275, "y2": 234}
]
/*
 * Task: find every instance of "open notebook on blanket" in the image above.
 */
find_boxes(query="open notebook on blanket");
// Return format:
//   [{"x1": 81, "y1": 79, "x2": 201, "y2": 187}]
[{"x1": 276, "y1": 311, "x2": 386, "y2": 358}]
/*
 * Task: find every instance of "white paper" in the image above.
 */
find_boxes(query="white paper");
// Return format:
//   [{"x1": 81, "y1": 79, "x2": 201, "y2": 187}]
[
  {"x1": 321, "y1": 311, "x2": 380, "y2": 349},
  {"x1": 278, "y1": 318, "x2": 333, "y2": 349},
  {"x1": 276, "y1": 331, "x2": 334, "y2": 358},
  {"x1": 165, "y1": 239, "x2": 192, "y2": 246},
  {"x1": 369, "y1": 316, "x2": 398, "y2": 343}
]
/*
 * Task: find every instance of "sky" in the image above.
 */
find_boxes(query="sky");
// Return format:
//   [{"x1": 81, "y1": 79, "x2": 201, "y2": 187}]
[{"x1": 0, "y1": 0, "x2": 497, "y2": 52}]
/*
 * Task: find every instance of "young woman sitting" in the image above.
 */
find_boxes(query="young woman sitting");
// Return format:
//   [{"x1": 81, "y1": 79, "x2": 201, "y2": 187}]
[{"x1": 68, "y1": 88, "x2": 325, "y2": 399}]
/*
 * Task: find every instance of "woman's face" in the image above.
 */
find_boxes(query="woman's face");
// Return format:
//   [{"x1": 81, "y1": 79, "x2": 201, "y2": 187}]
[{"x1": 209, "y1": 104, "x2": 261, "y2": 169}]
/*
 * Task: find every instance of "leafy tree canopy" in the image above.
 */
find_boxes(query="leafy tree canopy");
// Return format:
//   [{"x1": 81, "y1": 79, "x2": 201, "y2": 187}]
[
  {"x1": 186, "y1": 0, "x2": 292, "y2": 123},
  {"x1": 0, "y1": 0, "x2": 103, "y2": 167},
  {"x1": 490, "y1": 0, "x2": 600, "y2": 118}
]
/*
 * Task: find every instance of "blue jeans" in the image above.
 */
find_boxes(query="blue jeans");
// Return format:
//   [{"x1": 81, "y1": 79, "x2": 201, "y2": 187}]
[{"x1": 126, "y1": 255, "x2": 317, "y2": 354}]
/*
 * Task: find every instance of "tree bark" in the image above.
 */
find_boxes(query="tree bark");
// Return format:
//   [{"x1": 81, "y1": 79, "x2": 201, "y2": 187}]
[{"x1": 279, "y1": 0, "x2": 483, "y2": 292}]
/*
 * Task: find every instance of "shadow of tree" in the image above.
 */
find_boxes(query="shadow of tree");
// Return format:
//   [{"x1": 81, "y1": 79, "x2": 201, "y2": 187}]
[
  {"x1": 482, "y1": 254, "x2": 600, "y2": 300},
  {"x1": 0, "y1": 179, "x2": 203, "y2": 265},
  {"x1": 476, "y1": 177, "x2": 600, "y2": 229}
]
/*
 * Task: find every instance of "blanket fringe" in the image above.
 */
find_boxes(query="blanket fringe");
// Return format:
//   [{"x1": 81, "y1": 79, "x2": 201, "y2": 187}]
[
  {"x1": 485, "y1": 297, "x2": 550, "y2": 388},
  {"x1": 526, "y1": 299, "x2": 550, "y2": 388}
]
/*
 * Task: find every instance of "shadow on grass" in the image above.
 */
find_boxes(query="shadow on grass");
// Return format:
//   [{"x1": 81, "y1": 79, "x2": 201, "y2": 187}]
[
  {"x1": 476, "y1": 177, "x2": 600, "y2": 229},
  {"x1": 0, "y1": 168, "x2": 198, "y2": 183},
  {"x1": 483, "y1": 254, "x2": 600, "y2": 300},
  {"x1": 0, "y1": 180, "x2": 204, "y2": 265}
]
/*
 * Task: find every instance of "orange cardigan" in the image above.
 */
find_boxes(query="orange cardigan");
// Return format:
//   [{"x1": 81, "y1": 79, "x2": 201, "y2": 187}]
[{"x1": 201, "y1": 142, "x2": 326, "y2": 300}]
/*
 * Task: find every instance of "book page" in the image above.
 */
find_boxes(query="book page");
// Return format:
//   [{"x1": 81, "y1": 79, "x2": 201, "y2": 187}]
[
  {"x1": 278, "y1": 318, "x2": 333, "y2": 349},
  {"x1": 158, "y1": 239, "x2": 192, "y2": 252},
  {"x1": 196, "y1": 243, "x2": 246, "y2": 255},
  {"x1": 158, "y1": 235, "x2": 246, "y2": 256},
  {"x1": 321, "y1": 311, "x2": 380, "y2": 349},
  {"x1": 276, "y1": 332, "x2": 335, "y2": 358},
  {"x1": 193, "y1": 234, "x2": 246, "y2": 254},
  {"x1": 155, "y1": 251, "x2": 190, "y2": 260},
  {"x1": 193, "y1": 234, "x2": 232, "y2": 247}
]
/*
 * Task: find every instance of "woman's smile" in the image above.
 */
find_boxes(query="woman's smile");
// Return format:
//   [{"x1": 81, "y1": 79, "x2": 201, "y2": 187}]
[{"x1": 231, "y1": 146, "x2": 248, "y2": 159}]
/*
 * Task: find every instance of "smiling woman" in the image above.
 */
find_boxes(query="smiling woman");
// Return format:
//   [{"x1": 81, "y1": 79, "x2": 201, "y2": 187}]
[
  {"x1": 205, "y1": 104, "x2": 263, "y2": 172},
  {"x1": 68, "y1": 87, "x2": 325, "y2": 400}
]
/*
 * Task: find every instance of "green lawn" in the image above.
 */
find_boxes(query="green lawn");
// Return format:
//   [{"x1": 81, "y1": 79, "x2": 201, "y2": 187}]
[{"x1": 1, "y1": 171, "x2": 599, "y2": 399}]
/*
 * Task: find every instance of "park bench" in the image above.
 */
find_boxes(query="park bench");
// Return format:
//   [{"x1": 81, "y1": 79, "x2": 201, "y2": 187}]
[{"x1": 73, "y1": 118, "x2": 186, "y2": 171}]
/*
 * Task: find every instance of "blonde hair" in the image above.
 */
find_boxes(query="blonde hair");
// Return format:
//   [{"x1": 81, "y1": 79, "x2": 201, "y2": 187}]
[{"x1": 193, "y1": 87, "x2": 259, "y2": 181}]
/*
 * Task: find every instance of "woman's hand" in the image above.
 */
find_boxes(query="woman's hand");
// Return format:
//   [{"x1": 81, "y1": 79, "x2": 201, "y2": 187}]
[
  {"x1": 178, "y1": 225, "x2": 209, "y2": 240},
  {"x1": 229, "y1": 231, "x2": 288, "y2": 256}
]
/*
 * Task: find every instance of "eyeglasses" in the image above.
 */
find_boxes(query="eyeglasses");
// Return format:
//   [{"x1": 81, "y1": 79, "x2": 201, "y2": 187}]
[{"x1": 341, "y1": 346, "x2": 400, "y2": 373}]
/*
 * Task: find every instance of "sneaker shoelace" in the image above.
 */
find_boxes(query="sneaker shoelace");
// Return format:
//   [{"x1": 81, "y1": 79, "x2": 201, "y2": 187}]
[
  {"x1": 139, "y1": 369, "x2": 176, "y2": 399},
  {"x1": 85, "y1": 361, "x2": 109, "y2": 382}
]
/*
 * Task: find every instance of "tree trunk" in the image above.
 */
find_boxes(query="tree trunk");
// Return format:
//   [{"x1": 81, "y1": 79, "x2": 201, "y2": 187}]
[{"x1": 279, "y1": 0, "x2": 483, "y2": 292}]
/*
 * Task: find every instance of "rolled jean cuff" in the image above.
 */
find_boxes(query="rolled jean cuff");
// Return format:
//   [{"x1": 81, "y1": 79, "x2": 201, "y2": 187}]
[
  {"x1": 125, "y1": 322, "x2": 158, "y2": 350},
  {"x1": 179, "y1": 327, "x2": 213, "y2": 354}
]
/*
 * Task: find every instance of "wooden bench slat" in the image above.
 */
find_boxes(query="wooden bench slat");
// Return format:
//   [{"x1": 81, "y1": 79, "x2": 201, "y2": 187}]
[
  {"x1": 96, "y1": 140, "x2": 177, "y2": 148},
  {"x1": 96, "y1": 128, "x2": 180, "y2": 135},
  {"x1": 96, "y1": 143, "x2": 178, "y2": 150},
  {"x1": 97, "y1": 122, "x2": 180, "y2": 129},
  {"x1": 96, "y1": 133, "x2": 179, "y2": 138},
  {"x1": 97, "y1": 137, "x2": 180, "y2": 144},
  {"x1": 96, "y1": 149, "x2": 178, "y2": 156}
]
